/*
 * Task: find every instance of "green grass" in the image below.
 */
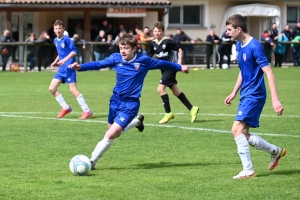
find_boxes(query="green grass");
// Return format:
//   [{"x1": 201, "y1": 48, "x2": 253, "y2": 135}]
[{"x1": 0, "y1": 67, "x2": 299, "y2": 200}]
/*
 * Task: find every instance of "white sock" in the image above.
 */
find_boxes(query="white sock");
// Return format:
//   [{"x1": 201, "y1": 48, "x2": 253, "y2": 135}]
[
  {"x1": 248, "y1": 134, "x2": 278, "y2": 155},
  {"x1": 76, "y1": 94, "x2": 90, "y2": 112},
  {"x1": 122, "y1": 118, "x2": 140, "y2": 134},
  {"x1": 90, "y1": 136, "x2": 113, "y2": 163},
  {"x1": 55, "y1": 94, "x2": 69, "y2": 109},
  {"x1": 235, "y1": 134, "x2": 254, "y2": 171}
]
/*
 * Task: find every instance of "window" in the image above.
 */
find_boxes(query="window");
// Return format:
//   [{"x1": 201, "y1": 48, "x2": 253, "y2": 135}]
[
  {"x1": 287, "y1": 6, "x2": 299, "y2": 23},
  {"x1": 169, "y1": 5, "x2": 203, "y2": 26}
]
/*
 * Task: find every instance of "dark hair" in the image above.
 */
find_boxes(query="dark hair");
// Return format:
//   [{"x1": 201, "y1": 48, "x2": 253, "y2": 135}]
[
  {"x1": 53, "y1": 20, "x2": 65, "y2": 28},
  {"x1": 117, "y1": 33, "x2": 138, "y2": 48},
  {"x1": 226, "y1": 14, "x2": 248, "y2": 33},
  {"x1": 153, "y1": 21, "x2": 164, "y2": 31}
]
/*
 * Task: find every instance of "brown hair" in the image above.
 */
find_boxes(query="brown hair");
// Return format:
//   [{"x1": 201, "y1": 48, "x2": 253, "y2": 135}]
[
  {"x1": 53, "y1": 20, "x2": 65, "y2": 28},
  {"x1": 117, "y1": 33, "x2": 137, "y2": 48},
  {"x1": 226, "y1": 14, "x2": 248, "y2": 33},
  {"x1": 153, "y1": 21, "x2": 164, "y2": 31}
]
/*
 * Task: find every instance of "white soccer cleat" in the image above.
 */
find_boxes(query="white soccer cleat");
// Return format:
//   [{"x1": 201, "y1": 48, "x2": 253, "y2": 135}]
[{"x1": 233, "y1": 169, "x2": 256, "y2": 179}]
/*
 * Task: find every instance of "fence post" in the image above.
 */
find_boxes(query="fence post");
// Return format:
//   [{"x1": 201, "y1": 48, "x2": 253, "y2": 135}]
[
  {"x1": 212, "y1": 43, "x2": 216, "y2": 68},
  {"x1": 24, "y1": 44, "x2": 28, "y2": 72}
]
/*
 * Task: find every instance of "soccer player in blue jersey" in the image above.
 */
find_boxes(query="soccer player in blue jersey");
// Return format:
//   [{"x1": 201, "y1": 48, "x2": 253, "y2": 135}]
[
  {"x1": 224, "y1": 14, "x2": 286, "y2": 179},
  {"x1": 69, "y1": 33, "x2": 189, "y2": 170},
  {"x1": 49, "y1": 20, "x2": 93, "y2": 120}
]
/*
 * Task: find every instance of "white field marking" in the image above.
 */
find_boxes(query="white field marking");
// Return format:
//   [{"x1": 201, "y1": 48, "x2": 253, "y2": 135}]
[
  {"x1": 0, "y1": 111, "x2": 300, "y2": 118},
  {"x1": 0, "y1": 113, "x2": 299, "y2": 138}
]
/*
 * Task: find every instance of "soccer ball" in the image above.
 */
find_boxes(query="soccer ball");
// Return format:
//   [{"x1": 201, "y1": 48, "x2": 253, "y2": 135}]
[
  {"x1": 69, "y1": 155, "x2": 91, "y2": 176},
  {"x1": 222, "y1": 64, "x2": 229, "y2": 69}
]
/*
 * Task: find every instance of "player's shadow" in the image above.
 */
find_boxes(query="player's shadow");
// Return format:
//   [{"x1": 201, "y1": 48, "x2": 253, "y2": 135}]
[
  {"x1": 256, "y1": 169, "x2": 300, "y2": 177},
  {"x1": 132, "y1": 161, "x2": 224, "y2": 169}
]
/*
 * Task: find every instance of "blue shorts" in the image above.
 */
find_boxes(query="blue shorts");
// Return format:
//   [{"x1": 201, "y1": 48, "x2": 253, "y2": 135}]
[
  {"x1": 53, "y1": 71, "x2": 76, "y2": 84},
  {"x1": 235, "y1": 98, "x2": 265, "y2": 128},
  {"x1": 107, "y1": 94, "x2": 140, "y2": 129}
]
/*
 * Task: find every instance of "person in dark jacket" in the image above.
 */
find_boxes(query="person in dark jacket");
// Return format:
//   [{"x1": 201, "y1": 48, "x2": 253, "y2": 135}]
[
  {"x1": 94, "y1": 30, "x2": 108, "y2": 61},
  {"x1": 172, "y1": 28, "x2": 195, "y2": 63},
  {"x1": 71, "y1": 33, "x2": 86, "y2": 64},
  {"x1": 36, "y1": 31, "x2": 53, "y2": 71},
  {"x1": 218, "y1": 30, "x2": 233, "y2": 69},
  {"x1": 261, "y1": 30, "x2": 274, "y2": 63},
  {"x1": 0, "y1": 29, "x2": 14, "y2": 71},
  {"x1": 25, "y1": 33, "x2": 38, "y2": 71},
  {"x1": 291, "y1": 20, "x2": 300, "y2": 39},
  {"x1": 281, "y1": 24, "x2": 292, "y2": 63},
  {"x1": 205, "y1": 30, "x2": 220, "y2": 69}
]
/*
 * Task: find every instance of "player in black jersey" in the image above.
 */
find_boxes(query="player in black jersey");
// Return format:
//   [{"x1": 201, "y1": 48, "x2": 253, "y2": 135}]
[{"x1": 148, "y1": 21, "x2": 199, "y2": 123}]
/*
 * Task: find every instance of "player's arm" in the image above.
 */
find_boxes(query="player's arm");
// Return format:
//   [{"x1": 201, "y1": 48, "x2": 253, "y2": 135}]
[
  {"x1": 224, "y1": 71, "x2": 242, "y2": 106},
  {"x1": 147, "y1": 56, "x2": 188, "y2": 73},
  {"x1": 262, "y1": 66, "x2": 284, "y2": 116},
  {"x1": 69, "y1": 54, "x2": 115, "y2": 71},
  {"x1": 177, "y1": 48, "x2": 183, "y2": 65},
  {"x1": 51, "y1": 56, "x2": 60, "y2": 67}
]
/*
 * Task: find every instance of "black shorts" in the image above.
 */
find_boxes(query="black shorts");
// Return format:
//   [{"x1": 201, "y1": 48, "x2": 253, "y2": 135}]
[{"x1": 160, "y1": 69, "x2": 177, "y2": 88}]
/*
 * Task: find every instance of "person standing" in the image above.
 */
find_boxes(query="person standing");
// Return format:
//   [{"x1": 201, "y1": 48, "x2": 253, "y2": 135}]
[
  {"x1": 0, "y1": 30, "x2": 14, "y2": 71},
  {"x1": 172, "y1": 28, "x2": 195, "y2": 63},
  {"x1": 94, "y1": 30, "x2": 108, "y2": 61},
  {"x1": 260, "y1": 30, "x2": 274, "y2": 64},
  {"x1": 205, "y1": 30, "x2": 220, "y2": 69},
  {"x1": 281, "y1": 24, "x2": 292, "y2": 63},
  {"x1": 49, "y1": 19, "x2": 93, "y2": 119},
  {"x1": 139, "y1": 26, "x2": 153, "y2": 55},
  {"x1": 274, "y1": 33, "x2": 288, "y2": 67},
  {"x1": 71, "y1": 33, "x2": 86, "y2": 64},
  {"x1": 148, "y1": 21, "x2": 199, "y2": 124},
  {"x1": 291, "y1": 35, "x2": 300, "y2": 66},
  {"x1": 68, "y1": 33, "x2": 189, "y2": 170},
  {"x1": 291, "y1": 20, "x2": 300, "y2": 39},
  {"x1": 36, "y1": 31, "x2": 53, "y2": 71},
  {"x1": 25, "y1": 33, "x2": 38, "y2": 72},
  {"x1": 218, "y1": 30, "x2": 233, "y2": 69},
  {"x1": 224, "y1": 14, "x2": 286, "y2": 179}
]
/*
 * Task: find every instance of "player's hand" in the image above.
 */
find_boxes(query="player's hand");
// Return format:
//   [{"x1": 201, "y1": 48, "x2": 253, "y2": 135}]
[
  {"x1": 57, "y1": 59, "x2": 66, "y2": 66},
  {"x1": 50, "y1": 61, "x2": 59, "y2": 68},
  {"x1": 180, "y1": 65, "x2": 189, "y2": 74},
  {"x1": 224, "y1": 93, "x2": 236, "y2": 106},
  {"x1": 68, "y1": 62, "x2": 81, "y2": 70},
  {"x1": 272, "y1": 99, "x2": 284, "y2": 116}
]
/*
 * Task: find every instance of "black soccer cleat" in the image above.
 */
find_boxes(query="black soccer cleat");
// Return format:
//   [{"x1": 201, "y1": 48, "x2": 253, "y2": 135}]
[
  {"x1": 136, "y1": 114, "x2": 145, "y2": 132},
  {"x1": 90, "y1": 161, "x2": 96, "y2": 170}
]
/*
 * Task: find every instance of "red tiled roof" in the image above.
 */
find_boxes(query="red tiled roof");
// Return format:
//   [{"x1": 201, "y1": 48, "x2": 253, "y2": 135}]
[{"x1": 0, "y1": 0, "x2": 171, "y2": 5}]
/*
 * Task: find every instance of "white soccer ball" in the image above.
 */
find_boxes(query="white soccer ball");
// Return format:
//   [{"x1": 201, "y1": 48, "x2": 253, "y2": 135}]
[
  {"x1": 222, "y1": 64, "x2": 229, "y2": 69},
  {"x1": 69, "y1": 155, "x2": 91, "y2": 176}
]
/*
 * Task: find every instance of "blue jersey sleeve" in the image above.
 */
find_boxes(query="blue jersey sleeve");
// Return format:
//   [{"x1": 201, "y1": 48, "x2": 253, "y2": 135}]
[
  {"x1": 146, "y1": 56, "x2": 182, "y2": 71},
  {"x1": 66, "y1": 37, "x2": 77, "y2": 55},
  {"x1": 253, "y1": 40, "x2": 269, "y2": 68},
  {"x1": 79, "y1": 53, "x2": 116, "y2": 71}
]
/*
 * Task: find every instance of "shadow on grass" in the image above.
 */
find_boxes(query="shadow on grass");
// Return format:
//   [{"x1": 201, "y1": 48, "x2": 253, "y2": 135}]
[{"x1": 257, "y1": 169, "x2": 300, "y2": 177}]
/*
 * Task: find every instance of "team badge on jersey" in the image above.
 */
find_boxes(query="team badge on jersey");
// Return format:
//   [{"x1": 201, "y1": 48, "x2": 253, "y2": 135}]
[
  {"x1": 134, "y1": 63, "x2": 140, "y2": 70},
  {"x1": 243, "y1": 53, "x2": 246, "y2": 61},
  {"x1": 162, "y1": 44, "x2": 166, "y2": 49},
  {"x1": 61, "y1": 43, "x2": 65, "y2": 49}
]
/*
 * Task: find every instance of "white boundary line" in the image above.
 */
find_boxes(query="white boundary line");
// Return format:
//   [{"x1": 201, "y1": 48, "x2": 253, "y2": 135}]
[{"x1": 0, "y1": 112, "x2": 299, "y2": 138}]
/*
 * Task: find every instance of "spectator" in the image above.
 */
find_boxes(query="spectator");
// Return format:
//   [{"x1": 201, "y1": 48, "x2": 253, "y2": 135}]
[
  {"x1": 291, "y1": 35, "x2": 300, "y2": 66},
  {"x1": 261, "y1": 30, "x2": 274, "y2": 63},
  {"x1": 47, "y1": 22, "x2": 57, "y2": 62},
  {"x1": 205, "y1": 30, "x2": 220, "y2": 69},
  {"x1": 172, "y1": 28, "x2": 195, "y2": 63},
  {"x1": 139, "y1": 26, "x2": 153, "y2": 55},
  {"x1": 74, "y1": 22, "x2": 83, "y2": 39},
  {"x1": 107, "y1": 23, "x2": 114, "y2": 38},
  {"x1": 94, "y1": 30, "x2": 107, "y2": 61},
  {"x1": 113, "y1": 30, "x2": 126, "y2": 53},
  {"x1": 135, "y1": 29, "x2": 142, "y2": 54},
  {"x1": 106, "y1": 34, "x2": 115, "y2": 57},
  {"x1": 274, "y1": 33, "x2": 288, "y2": 67},
  {"x1": 71, "y1": 33, "x2": 86, "y2": 64},
  {"x1": 281, "y1": 24, "x2": 292, "y2": 63},
  {"x1": 25, "y1": 33, "x2": 38, "y2": 72},
  {"x1": 218, "y1": 30, "x2": 233, "y2": 69},
  {"x1": 0, "y1": 29, "x2": 14, "y2": 71},
  {"x1": 99, "y1": 19, "x2": 108, "y2": 36},
  {"x1": 291, "y1": 19, "x2": 300, "y2": 39},
  {"x1": 36, "y1": 31, "x2": 53, "y2": 71},
  {"x1": 270, "y1": 23, "x2": 278, "y2": 41},
  {"x1": 90, "y1": 24, "x2": 98, "y2": 41}
]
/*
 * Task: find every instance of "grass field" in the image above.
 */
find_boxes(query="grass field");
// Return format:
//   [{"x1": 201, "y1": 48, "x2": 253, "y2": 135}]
[{"x1": 0, "y1": 67, "x2": 299, "y2": 200}]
